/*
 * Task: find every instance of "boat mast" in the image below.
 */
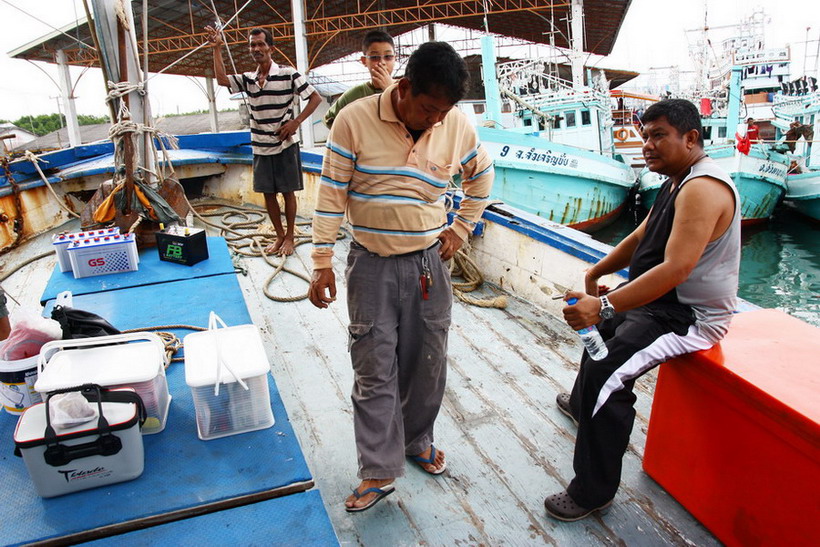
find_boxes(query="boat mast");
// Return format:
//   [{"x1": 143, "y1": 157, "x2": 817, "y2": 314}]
[
  {"x1": 569, "y1": 0, "x2": 585, "y2": 88},
  {"x1": 481, "y1": 36, "x2": 503, "y2": 127},
  {"x1": 89, "y1": 0, "x2": 153, "y2": 183}
]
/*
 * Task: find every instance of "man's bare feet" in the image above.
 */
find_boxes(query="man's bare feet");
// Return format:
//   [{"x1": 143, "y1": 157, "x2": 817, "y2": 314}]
[
  {"x1": 410, "y1": 445, "x2": 446, "y2": 475},
  {"x1": 265, "y1": 238, "x2": 284, "y2": 255},
  {"x1": 278, "y1": 235, "x2": 295, "y2": 256},
  {"x1": 344, "y1": 478, "x2": 395, "y2": 511}
]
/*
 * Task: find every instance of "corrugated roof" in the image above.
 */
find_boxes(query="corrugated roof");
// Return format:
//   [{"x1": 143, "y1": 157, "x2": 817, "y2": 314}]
[{"x1": 9, "y1": 0, "x2": 631, "y2": 75}]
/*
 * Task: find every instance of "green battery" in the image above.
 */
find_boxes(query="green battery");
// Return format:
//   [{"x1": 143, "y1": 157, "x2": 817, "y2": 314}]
[{"x1": 155, "y1": 226, "x2": 209, "y2": 266}]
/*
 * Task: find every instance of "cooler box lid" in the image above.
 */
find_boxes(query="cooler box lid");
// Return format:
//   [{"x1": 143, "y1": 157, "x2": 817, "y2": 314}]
[
  {"x1": 184, "y1": 325, "x2": 270, "y2": 387},
  {"x1": 35, "y1": 334, "x2": 165, "y2": 393},
  {"x1": 14, "y1": 399, "x2": 138, "y2": 447}
]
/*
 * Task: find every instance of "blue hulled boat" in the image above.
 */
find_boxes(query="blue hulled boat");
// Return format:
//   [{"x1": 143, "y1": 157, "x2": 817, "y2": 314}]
[
  {"x1": 473, "y1": 37, "x2": 635, "y2": 232},
  {"x1": 480, "y1": 127, "x2": 636, "y2": 230}
]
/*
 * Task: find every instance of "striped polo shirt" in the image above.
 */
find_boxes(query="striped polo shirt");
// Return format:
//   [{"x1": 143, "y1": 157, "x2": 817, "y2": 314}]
[
  {"x1": 311, "y1": 83, "x2": 495, "y2": 269},
  {"x1": 228, "y1": 64, "x2": 316, "y2": 155}
]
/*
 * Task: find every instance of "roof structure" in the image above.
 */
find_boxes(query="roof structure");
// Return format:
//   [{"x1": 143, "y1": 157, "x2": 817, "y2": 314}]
[{"x1": 9, "y1": 0, "x2": 631, "y2": 76}]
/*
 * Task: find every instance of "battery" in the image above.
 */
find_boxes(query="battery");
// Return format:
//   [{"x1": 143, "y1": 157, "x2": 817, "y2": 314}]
[
  {"x1": 66, "y1": 233, "x2": 139, "y2": 278},
  {"x1": 155, "y1": 226, "x2": 208, "y2": 266},
  {"x1": 52, "y1": 228, "x2": 120, "y2": 273}
]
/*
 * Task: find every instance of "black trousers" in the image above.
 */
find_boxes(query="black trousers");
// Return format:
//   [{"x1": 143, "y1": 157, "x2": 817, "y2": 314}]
[{"x1": 564, "y1": 302, "x2": 712, "y2": 508}]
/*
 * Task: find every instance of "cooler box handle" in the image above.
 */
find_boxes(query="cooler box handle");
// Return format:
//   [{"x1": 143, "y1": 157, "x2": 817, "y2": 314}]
[
  {"x1": 208, "y1": 311, "x2": 249, "y2": 396},
  {"x1": 37, "y1": 331, "x2": 168, "y2": 375},
  {"x1": 40, "y1": 384, "x2": 146, "y2": 467}
]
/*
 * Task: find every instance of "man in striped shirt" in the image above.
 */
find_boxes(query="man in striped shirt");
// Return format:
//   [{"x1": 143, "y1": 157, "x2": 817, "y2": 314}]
[
  {"x1": 206, "y1": 26, "x2": 321, "y2": 256},
  {"x1": 308, "y1": 42, "x2": 494, "y2": 513}
]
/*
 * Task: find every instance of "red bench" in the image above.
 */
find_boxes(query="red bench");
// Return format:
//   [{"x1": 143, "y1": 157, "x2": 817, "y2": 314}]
[{"x1": 643, "y1": 309, "x2": 819, "y2": 546}]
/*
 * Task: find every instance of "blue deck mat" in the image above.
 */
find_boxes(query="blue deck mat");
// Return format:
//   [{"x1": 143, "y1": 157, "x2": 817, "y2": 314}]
[
  {"x1": 84, "y1": 490, "x2": 338, "y2": 546},
  {"x1": 42, "y1": 274, "x2": 250, "y2": 347},
  {"x1": 2, "y1": 274, "x2": 315, "y2": 546},
  {"x1": 40, "y1": 237, "x2": 236, "y2": 304}
]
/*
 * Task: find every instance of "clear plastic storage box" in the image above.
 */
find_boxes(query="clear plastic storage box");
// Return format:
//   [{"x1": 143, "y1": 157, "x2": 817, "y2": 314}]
[
  {"x1": 35, "y1": 333, "x2": 171, "y2": 434},
  {"x1": 184, "y1": 322, "x2": 274, "y2": 440}
]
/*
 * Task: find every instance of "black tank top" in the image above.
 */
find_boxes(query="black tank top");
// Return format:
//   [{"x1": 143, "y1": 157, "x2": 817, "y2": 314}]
[
  {"x1": 628, "y1": 157, "x2": 741, "y2": 343},
  {"x1": 629, "y1": 174, "x2": 682, "y2": 304}
]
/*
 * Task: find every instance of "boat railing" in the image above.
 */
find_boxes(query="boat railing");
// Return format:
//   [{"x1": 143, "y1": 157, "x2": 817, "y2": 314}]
[
  {"x1": 772, "y1": 91, "x2": 820, "y2": 118},
  {"x1": 496, "y1": 58, "x2": 610, "y2": 112},
  {"x1": 612, "y1": 109, "x2": 644, "y2": 130}
]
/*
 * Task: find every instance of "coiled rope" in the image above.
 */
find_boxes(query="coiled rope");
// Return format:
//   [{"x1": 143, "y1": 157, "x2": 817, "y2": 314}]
[{"x1": 120, "y1": 324, "x2": 207, "y2": 365}]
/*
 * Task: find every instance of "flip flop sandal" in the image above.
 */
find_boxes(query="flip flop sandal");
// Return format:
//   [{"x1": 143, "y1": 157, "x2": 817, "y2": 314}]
[
  {"x1": 410, "y1": 445, "x2": 447, "y2": 475},
  {"x1": 345, "y1": 483, "x2": 395, "y2": 513}
]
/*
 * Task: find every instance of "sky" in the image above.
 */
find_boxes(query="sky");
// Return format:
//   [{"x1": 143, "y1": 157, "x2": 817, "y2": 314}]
[{"x1": 0, "y1": 0, "x2": 817, "y2": 123}]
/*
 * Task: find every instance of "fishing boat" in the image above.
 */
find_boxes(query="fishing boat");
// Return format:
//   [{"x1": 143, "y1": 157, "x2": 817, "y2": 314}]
[
  {"x1": 610, "y1": 90, "x2": 658, "y2": 173},
  {"x1": 637, "y1": 137, "x2": 789, "y2": 219},
  {"x1": 772, "y1": 87, "x2": 820, "y2": 221},
  {"x1": 783, "y1": 170, "x2": 820, "y2": 220},
  {"x1": 4, "y1": 124, "x2": 818, "y2": 547},
  {"x1": 636, "y1": 65, "x2": 790, "y2": 219},
  {"x1": 634, "y1": 10, "x2": 793, "y2": 220},
  {"x1": 472, "y1": 29, "x2": 636, "y2": 232},
  {"x1": 1, "y1": 2, "x2": 817, "y2": 546}
]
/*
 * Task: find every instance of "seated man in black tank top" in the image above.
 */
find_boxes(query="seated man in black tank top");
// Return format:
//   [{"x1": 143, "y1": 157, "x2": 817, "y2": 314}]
[{"x1": 544, "y1": 99, "x2": 741, "y2": 521}]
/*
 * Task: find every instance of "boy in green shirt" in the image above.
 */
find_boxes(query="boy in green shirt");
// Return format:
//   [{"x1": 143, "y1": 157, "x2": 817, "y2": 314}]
[{"x1": 323, "y1": 31, "x2": 396, "y2": 128}]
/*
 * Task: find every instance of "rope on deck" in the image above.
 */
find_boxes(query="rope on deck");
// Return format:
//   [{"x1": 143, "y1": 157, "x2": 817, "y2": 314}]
[
  {"x1": 120, "y1": 324, "x2": 207, "y2": 364},
  {"x1": 23, "y1": 151, "x2": 81, "y2": 219},
  {"x1": 184, "y1": 196, "x2": 507, "y2": 308},
  {"x1": 449, "y1": 243, "x2": 508, "y2": 309},
  {"x1": 180, "y1": 195, "x2": 338, "y2": 303}
]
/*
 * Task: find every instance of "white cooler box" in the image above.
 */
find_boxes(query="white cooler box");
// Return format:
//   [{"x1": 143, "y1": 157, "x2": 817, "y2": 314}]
[
  {"x1": 14, "y1": 385, "x2": 146, "y2": 498},
  {"x1": 35, "y1": 333, "x2": 171, "y2": 434},
  {"x1": 184, "y1": 321, "x2": 274, "y2": 440}
]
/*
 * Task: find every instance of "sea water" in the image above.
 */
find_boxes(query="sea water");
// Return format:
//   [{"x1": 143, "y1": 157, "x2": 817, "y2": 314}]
[{"x1": 592, "y1": 206, "x2": 820, "y2": 328}]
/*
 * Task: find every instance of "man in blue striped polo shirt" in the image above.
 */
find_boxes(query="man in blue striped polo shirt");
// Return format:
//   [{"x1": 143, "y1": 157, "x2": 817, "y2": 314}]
[{"x1": 206, "y1": 26, "x2": 321, "y2": 256}]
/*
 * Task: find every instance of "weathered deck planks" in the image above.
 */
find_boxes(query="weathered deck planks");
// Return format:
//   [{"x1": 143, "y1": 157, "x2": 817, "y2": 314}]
[
  {"x1": 0, "y1": 220, "x2": 720, "y2": 546},
  {"x1": 231, "y1": 230, "x2": 720, "y2": 546}
]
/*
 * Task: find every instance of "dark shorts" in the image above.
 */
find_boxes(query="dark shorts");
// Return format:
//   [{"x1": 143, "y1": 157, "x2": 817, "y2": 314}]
[{"x1": 252, "y1": 144, "x2": 304, "y2": 194}]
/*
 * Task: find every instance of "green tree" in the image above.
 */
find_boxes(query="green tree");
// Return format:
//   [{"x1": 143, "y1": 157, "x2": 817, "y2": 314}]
[
  {"x1": 11, "y1": 113, "x2": 108, "y2": 136},
  {"x1": 13, "y1": 113, "x2": 65, "y2": 136},
  {"x1": 78, "y1": 114, "x2": 109, "y2": 125}
]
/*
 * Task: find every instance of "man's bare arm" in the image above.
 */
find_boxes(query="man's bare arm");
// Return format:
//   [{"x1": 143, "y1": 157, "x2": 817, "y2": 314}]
[
  {"x1": 205, "y1": 26, "x2": 230, "y2": 88},
  {"x1": 278, "y1": 91, "x2": 323, "y2": 141},
  {"x1": 583, "y1": 219, "x2": 647, "y2": 296},
  {"x1": 565, "y1": 177, "x2": 734, "y2": 329}
]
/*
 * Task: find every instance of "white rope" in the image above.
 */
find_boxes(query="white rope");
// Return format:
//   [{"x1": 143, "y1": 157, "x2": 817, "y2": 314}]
[
  {"x1": 104, "y1": 79, "x2": 179, "y2": 185},
  {"x1": 147, "y1": 0, "x2": 255, "y2": 83},
  {"x1": 23, "y1": 151, "x2": 81, "y2": 218},
  {"x1": 0, "y1": 0, "x2": 93, "y2": 49},
  {"x1": 210, "y1": 0, "x2": 251, "y2": 113}
]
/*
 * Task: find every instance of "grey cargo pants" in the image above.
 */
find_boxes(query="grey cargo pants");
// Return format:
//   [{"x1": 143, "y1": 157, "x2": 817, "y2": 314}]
[{"x1": 346, "y1": 241, "x2": 452, "y2": 479}]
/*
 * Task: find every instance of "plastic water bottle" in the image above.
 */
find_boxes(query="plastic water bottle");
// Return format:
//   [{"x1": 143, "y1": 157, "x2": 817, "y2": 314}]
[{"x1": 567, "y1": 297, "x2": 609, "y2": 361}]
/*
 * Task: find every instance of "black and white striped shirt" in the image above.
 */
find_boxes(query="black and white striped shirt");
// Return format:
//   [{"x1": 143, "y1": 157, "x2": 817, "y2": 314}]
[{"x1": 229, "y1": 64, "x2": 316, "y2": 155}]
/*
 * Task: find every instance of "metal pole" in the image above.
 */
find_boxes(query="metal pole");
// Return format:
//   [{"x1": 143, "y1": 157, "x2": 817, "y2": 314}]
[
  {"x1": 290, "y1": 0, "x2": 314, "y2": 147},
  {"x1": 481, "y1": 36, "x2": 502, "y2": 127},
  {"x1": 569, "y1": 0, "x2": 585, "y2": 88},
  {"x1": 55, "y1": 49, "x2": 82, "y2": 147},
  {"x1": 206, "y1": 75, "x2": 219, "y2": 133}
]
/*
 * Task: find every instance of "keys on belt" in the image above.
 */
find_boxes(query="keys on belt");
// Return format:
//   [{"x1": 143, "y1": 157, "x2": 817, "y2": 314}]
[{"x1": 420, "y1": 255, "x2": 433, "y2": 300}]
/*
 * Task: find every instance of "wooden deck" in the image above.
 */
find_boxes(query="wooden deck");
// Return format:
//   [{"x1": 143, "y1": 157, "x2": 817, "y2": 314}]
[{"x1": 1, "y1": 217, "x2": 720, "y2": 546}]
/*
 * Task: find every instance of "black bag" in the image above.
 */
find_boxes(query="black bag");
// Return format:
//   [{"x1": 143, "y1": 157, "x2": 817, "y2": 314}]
[{"x1": 50, "y1": 306, "x2": 121, "y2": 339}]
